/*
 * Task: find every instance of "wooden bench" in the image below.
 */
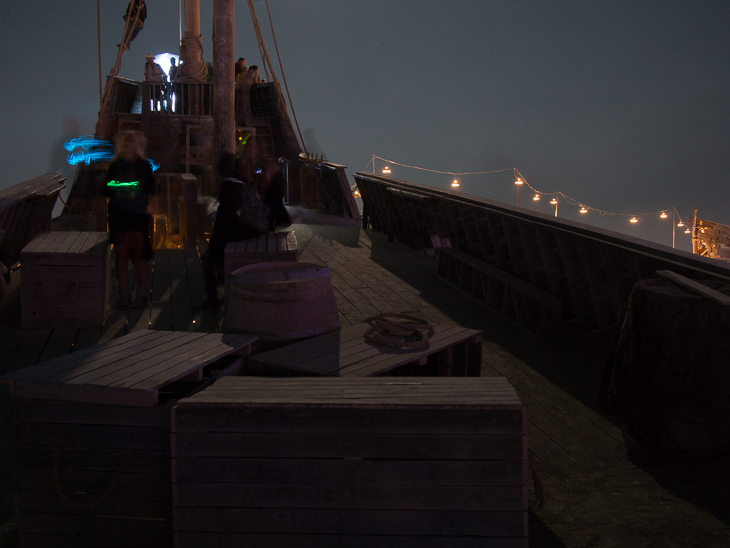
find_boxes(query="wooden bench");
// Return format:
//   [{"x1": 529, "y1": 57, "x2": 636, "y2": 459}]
[
  {"x1": 0, "y1": 330, "x2": 257, "y2": 548},
  {"x1": 223, "y1": 230, "x2": 298, "y2": 287},
  {"x1": 171, "y1": 376, "x2": 527, "y2": 547},
  {"x1": 247, "y1": 322, "x2": 483, "y2": 377},
  {"x1": 20, "y1": 231, "x2": 111, "y2": 328}
]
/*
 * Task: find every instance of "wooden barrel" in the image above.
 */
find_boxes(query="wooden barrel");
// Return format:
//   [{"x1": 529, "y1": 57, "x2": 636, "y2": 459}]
[{"x1": 225, "y1": 261, "x2": 340, "y2": 340}]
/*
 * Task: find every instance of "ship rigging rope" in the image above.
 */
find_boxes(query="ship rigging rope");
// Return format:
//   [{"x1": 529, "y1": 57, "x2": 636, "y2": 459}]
[
  {"x1": 364, "y1": 313, "x2": 435, "y2": 350},
  {"x1": 178, "y1": 32, "x2": 207, "y2": 81},
  {"x1": 247, "y1": 0, "x2": 308, "y2": 156}
]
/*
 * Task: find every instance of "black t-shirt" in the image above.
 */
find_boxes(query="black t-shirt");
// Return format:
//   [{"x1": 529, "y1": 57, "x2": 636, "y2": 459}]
[{"x1": 104, "y1": 158, "x2": 155, "y2": 214}]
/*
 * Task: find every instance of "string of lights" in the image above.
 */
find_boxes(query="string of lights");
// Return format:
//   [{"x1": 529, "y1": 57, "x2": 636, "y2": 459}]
[{"x1": 364, "y1": 155, "x2": 690, "y2": 230}]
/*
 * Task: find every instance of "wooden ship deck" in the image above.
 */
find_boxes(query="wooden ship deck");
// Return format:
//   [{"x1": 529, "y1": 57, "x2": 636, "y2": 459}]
[{"x1": 1, "y1": 199, "x2": 730, "y2": 546}]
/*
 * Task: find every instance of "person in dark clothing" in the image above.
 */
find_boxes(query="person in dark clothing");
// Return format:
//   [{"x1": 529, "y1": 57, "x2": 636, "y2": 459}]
[
  {"x1": 103, "y1": 130, "x2": 156, "y2": 309},
  {"x1": 257, "y1": 158, "x2": 291, "y2": 230},
  {"x1": 121, "y1": 0, "x2": 147, "y2": 50},
  {"x1": 202, "y1": 153, "x2": 269, "y2": 308}
]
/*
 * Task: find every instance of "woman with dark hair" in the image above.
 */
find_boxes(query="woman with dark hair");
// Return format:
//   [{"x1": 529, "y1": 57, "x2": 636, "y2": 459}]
[
  {"x1": 103, "y1": 131, "x2": 156, "y2": 309},
  {"x1": 202, "y1": 152, "x2": 269, "y2": 309}
]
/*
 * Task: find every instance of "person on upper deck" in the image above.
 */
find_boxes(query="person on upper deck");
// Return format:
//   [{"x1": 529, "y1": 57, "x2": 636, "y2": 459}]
[
  {"x1": 235, "y1": 58, "x2": 248, "y2": 81},
  {"x1": 120, "y1": 0, "x2": 147, "y2": 50},
  {"x1": 144, "y1": 54, "x2": 167, "y2": 111},
  {"x1": 102, "y1": 131, "x2": 156, "y2": 310},
  {"x1": 201, "y1": 152, "x2": 269, "y2": 309},
  {"x1": 240, "y1": 65, "x2": 261, "y2": 89}
]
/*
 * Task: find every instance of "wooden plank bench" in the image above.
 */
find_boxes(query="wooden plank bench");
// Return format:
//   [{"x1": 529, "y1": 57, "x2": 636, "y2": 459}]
[
  {"x1": 0, "y1": 330, "x2": 257, "y2": 548},
  {"x1": 247, "y1": 322, "x2": 483, "y2": 377},
  {"x1": 20, "y1": 231, "x2": 111, "y2": 328},
  {"x1": 171, "y1": 376, "x2": 528, "y2": 547},
  {"x1": 223, "y1": 230, "x2": 298, "y2": 287}
]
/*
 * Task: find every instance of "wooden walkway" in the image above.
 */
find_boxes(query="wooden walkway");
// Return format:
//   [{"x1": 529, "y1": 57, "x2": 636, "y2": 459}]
[{"x1": 1, "y1": 207, "x2": 729, "y2": 547}]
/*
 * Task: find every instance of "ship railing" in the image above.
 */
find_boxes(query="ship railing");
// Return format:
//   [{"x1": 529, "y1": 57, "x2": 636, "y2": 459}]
[
  {"x1": 143, "y1": 82, "x2": 213, "y2": 116},
  {"x1": 354, "y1": 172, "x2": 730, "y2": 337}
]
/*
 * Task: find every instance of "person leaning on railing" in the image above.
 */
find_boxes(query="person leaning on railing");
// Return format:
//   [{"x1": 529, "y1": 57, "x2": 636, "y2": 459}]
[{"x1": 144, "y1": 54, "x2": 168, "y2": 112}]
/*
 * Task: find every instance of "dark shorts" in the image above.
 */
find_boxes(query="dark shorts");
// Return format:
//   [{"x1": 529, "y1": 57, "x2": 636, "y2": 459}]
[{"x1": 108, "y1": 209, "x2": 154, "y2": 260}]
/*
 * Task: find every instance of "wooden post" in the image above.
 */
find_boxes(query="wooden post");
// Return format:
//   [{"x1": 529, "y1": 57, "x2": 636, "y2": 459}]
[{"x1": 213, "y1": 0, "x2": 236, "y2": 173}]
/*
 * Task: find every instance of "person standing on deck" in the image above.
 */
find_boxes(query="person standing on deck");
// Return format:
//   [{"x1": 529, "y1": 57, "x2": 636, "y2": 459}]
[
  {"x1": 235, "y1": 57, "x2": 248, "y2": 82},
  {"x1": 103, "y1": 131, "x2": 156, "y2": 310},
  {"x1": 144, "y1": 54, "x2": 168, "y2": 111},
  {"x1": 202, "y1": 153, "x2": 269, "y2": 309}
]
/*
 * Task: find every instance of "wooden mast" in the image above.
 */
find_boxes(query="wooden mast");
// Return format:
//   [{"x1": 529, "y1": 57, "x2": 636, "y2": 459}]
[{"x1": 213, "y1": 0, "x2": 236, "y2": 171}]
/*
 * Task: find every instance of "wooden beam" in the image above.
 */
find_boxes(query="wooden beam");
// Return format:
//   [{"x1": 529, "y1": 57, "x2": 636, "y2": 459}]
[{"x1": 656, "y1": 270, "x2": 730, "y2": 305}]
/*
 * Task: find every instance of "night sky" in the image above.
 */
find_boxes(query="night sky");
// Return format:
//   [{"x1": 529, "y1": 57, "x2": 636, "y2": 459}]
[{"x1": 2, "y1": 1, "x2": 729, "y2": 251}]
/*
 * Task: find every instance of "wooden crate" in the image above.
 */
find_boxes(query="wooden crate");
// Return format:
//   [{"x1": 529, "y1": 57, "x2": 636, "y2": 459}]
[
  {"x1": 0, "y1": 330, "x2": 257, "y2": 548},
  {"x1": 247, "y1": 322, "x2": 483, "y2": 377},
  {"x1": 20, "y1": 231, "x2": 111, "y2": 328},
  {"x1": 223, "y1": 230, "x2": 298, "y2": 287},
  {"x1": 171, "y1": 376, "x2": 528, "y2": 548}
]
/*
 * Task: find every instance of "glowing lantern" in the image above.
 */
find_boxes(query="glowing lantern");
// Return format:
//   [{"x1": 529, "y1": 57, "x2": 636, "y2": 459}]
[
  {"x1": 382, "y1": 166, "x2": 391, "y2": 174},
  {"x1": 550, "y1": 198, "x2": 558, "y2": 205},
  {"x1": 533, "y1": 194, "x2": 540, "y2": 201},
  {"x1": 451, "y1": 179, "x2": 460, "y2": 188},
  {"x1": 515, "y1": 177, "x2": 524, "y2": 185},
  {"x1": 580, "y1": 207, "x2": 588, "y2": 214},
  {"x1": 677, "y1": 221, "x2": 685, "y2": 227},
  {"x1": 660, "y1": 211, "x2": 668, "y2": 219},
  {"x1": 630, "y1": 217, "x2": 638, "y2": 223}
]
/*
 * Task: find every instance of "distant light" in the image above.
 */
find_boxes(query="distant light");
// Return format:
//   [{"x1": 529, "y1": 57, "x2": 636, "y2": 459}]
[
  {"x1": 630, "y1": 217, "x2": 638, "y2": 223},
  {"x1": 550, "y1": 198, "x2": 558, "y2": 205},
  {"x1": 580, "y1": 207, "x2": 588, "y2": 214},
  {"x1": 382, "y1": 166, "x2": 391, "y2": 174},
  {"x1": 685, "y1": 229, "x2": 691, "y2": 233},
  {"x1": 451, "y1": 179, "x2": 459, "y2": 188},
  {"x1": 660, "y1": 211, "x2": 668, "y2": 219},
  {"x1": 353, "y1": 188, "x2": 361, "y2": 198},
  {"x1": 533, "y1": 194, "x2": 540, "y2": 201},
  {"x1": 515, "y1": 177, "x2": 524, "y2": 185},
  {"x1": 677, "y1": 221, "x2": 685, "y2": 227}
]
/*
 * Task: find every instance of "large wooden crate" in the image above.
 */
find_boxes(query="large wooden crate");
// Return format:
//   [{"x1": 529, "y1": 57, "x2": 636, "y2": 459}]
[
  {"x1": 223, "y1": 230, "x2": 298, "y2": 287},
  {"x1": 172, "y1": 376, "x2": 528, "y2": 548},
  {"x1": 20, "y1": 231, "x2": 111, "y2": 328},
  {"x1": 0, "y1": 330, "x2": 257, "y2": 548}
]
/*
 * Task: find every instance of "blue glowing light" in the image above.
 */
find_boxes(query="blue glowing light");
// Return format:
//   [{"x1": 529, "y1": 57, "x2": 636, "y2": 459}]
[
  {"x1": 148, "y1": 159, "x2": 160, "y2": 172},
  {"x1": 67, "y1": 150, "x2": 114, "y2": 166},
  {"x1": 64, "y1": 135, "x2": 112, "y2": 152}
]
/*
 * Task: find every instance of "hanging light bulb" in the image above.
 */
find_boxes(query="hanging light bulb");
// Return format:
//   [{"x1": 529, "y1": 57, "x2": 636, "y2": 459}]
[
  {"x1": 677, "y1": 221, "x2": 685, "y2": 227},
  {"x1": 580, "y1": 207, "x2": 588, "y2": 214},
  {"x1": 550, "y1": 198, "x2": 558, "y2": 205},
  {"x1": 351, "y1": 185, "x2": 361, "y2": 198},
  {"x1": 685, "y1": 228, "x2": 691, "y2": 234},
  {"x1": 630, "y1": 217, "x2": 638, "y2": 223},
  {"x1": 533, "y1": 194, "x2": 540, "y2": 201},
  {"x1": 451, "y1": 179, "x2": 460, "y2": 188},
  {"x1": 515, "y1": 177, "x2": 524, "y2": 185},
  {"x1": 660, "y1": 211, "x2": 668, "y2": 219},
  {"x1": 382, "y1": 166, "x2": 391, "y2": 174}
]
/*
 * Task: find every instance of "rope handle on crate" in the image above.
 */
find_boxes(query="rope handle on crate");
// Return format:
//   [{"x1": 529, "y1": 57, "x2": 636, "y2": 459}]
[
  {"x1": 364, "y1": 313, "x2": 435, "y2": 350},
  {"x1": 52, "y1": 456, "x2": 129, "y2": 510},
  {"x1": 39, "y1": 279, "x2": 79, "y2": 304}
]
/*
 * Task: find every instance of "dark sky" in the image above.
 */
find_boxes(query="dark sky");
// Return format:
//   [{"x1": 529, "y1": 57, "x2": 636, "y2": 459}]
[{"x1": 2, "y1": 1, "x2": 729, "y2": 251}]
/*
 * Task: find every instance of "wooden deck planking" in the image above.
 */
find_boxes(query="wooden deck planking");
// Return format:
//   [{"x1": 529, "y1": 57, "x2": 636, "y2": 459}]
[{"x1": 0, "y1": 207, "x2": 727, "y2": 546}]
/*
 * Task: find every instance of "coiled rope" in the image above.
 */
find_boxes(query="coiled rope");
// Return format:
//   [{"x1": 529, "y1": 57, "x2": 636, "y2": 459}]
[
  {"x1": 178, "y1": 32, "x2": 208, "y2": 82},
  {"x1": 364, "y1": 313, "x2": 435, "y2": 350}
]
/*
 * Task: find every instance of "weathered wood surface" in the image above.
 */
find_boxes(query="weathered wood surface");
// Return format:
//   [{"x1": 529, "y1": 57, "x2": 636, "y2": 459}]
[
  {"x1": 171, "y1": 377, "x2": 527, "y2": 546},
  {"x1": 355, "y1": 172, "x2": 730, "y2": 336},
  {"x1": 0, "y1": 330, "x2": 256, "y2": 407},
  {"x1": 0, "y1": 174, "x2": 66, "y2": 271},
  {"x1": 20, "y1": 231, "x2": 111, "y2": 328},
  {"x1": 0, "y1": 206, "x2": 729, "y2": 546},
  {"x1": 247, "y1": 321, "x2": 482, "y2": 377},
  {"x1": 223, "y1": 230, "x2": 298, "y2": 286}
]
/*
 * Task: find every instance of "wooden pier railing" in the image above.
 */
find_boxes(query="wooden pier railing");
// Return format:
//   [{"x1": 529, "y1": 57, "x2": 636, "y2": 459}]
[
  {"x1": 0, "y1": 174, "x2": 66, "y2": 272},
  {"x1": 354, "y1": 172, "x2": 730, "y2": 337}
]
